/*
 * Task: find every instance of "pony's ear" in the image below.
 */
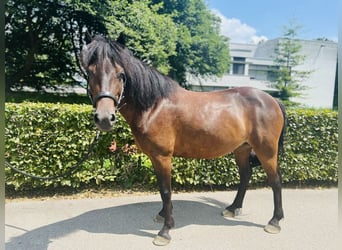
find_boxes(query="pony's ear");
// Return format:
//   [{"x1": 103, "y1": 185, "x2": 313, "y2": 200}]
[
  {"x1": 84, "y1": 30, "x2": 92, "y2": 44},
  {"x1": 117, "y1": 32, "x2": 127, "y2": 46}
]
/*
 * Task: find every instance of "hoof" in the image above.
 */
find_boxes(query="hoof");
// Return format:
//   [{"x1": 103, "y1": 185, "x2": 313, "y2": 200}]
[
  {"x1": 264, "y1": 223, "x2": 281, "y2": 234},
  {"x1": 153, "y1": 214, "x2": 165, "y2": 223},
  {"x1": 153, "y1": 235, "x2": 171, "y2": 246},
  {"x1": 222, "y1": 208, "x2": 241, "y2": 217},
  {"x1": 222, "y1": 209, "x2": 234, "y2": 217}
]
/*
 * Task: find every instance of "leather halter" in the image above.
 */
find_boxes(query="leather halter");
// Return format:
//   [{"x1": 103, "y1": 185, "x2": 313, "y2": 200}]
[
  {"x1": 92, "y1": 91, "x2": 119, "y2": 108},
  {"x1": 87, "y1": 73, "x2": 126, "y2": 109}
]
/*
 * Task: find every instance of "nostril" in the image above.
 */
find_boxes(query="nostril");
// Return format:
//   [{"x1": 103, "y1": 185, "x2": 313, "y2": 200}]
[
  {"x1": 94, "y1": 113, "x2": 100, "y2": 123},
  {"x1": 110, "y1": 114, "x2": 116, "y2": 122}
]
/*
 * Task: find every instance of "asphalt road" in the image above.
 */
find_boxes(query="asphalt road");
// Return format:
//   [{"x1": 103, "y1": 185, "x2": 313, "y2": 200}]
[{"x1": 5, "y1": 188, "x2": 339, "y2": 250}]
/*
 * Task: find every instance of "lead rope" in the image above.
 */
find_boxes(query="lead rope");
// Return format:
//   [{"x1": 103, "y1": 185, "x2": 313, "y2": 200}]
[{"x1": 5, "y1": 130, "x2": 101, "y2": 181}]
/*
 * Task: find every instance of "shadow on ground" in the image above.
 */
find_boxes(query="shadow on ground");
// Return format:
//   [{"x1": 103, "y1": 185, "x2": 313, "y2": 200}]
[{"x1": 6, "y1": 197, "x2": 263, "y2": 250}]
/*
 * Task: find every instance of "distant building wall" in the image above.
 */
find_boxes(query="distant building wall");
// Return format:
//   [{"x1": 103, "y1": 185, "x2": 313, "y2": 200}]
[{"x1": 188, "y1": 39, "x2": 337, "y2": 108}]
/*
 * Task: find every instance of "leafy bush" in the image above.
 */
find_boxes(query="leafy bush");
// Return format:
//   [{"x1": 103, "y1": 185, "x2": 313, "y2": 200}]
[
  {"x1": 5, "y1": 103, "x2": 338, "y2": 191},
  {"x1": 280, "y1": 109, "x2": 338, "y2": 183}
]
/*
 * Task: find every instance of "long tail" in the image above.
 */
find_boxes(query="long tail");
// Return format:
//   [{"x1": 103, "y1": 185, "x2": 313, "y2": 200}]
[{"x1": 277, "y1": 101, "x2": 287, "y2": 156}]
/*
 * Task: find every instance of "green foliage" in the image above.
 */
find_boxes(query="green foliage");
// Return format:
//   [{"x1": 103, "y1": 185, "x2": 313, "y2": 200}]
[
  {"x1": 280, "y1": 109, "x2": 338, "y2": 183},
  {"x1": 5, "y1": 103, "x2": 94, "y2": 189},
  {"x1": 5, "y1": 0, "x2": 230, "y2": 90},
  {"x1": 5, "y1": 91, "x2": 89, "y2": 104},
  {"x1": 5, "y1": 103, "x2": 156, "y2": 190},
  {"x1": 5, "y1": 103, "x2": 337, "y2": 191},
  {"x1": 152, "y1": 0, "x2": 230, "y2": 84},
  {"x1": 5, "y1": 0, "x2": 107, "y2": 91},
  {"x1": 105, "y1": 0, "x2": 178, "y2": 75}
]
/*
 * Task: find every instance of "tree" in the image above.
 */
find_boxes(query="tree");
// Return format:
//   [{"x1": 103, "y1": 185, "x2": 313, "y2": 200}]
[
  {"x1": 104, "y1": 0, "x2": 178, "y2": 75},
  {"x1": 5, "y1": 0, "x2": 107, "y2": 92},
  {"x1": 151, "y1": 0, "x2": 230, "y2": 85},
  {"x1": 272, "y1": 22, "x2": 311, "y2": 105},
  {"x1": 5, "y1": 0, "x2": 230, "y2": 92}
]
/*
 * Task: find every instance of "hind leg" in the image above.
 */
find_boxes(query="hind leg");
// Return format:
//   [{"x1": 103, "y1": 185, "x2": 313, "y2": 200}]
[
  {"x1": 253, "y1": 147, "x2": 284, "y2": 233},
  {"x1": 264, "y1": 166, "x2": 283, "y2": 233},
  {"x1": 222, "y1": 144, "x2": 253, "y2": 217}
]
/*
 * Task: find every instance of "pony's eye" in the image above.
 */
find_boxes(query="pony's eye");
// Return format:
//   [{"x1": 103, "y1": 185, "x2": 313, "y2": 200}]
[{"x1": 118, "y1": 72, "x2": 126, "y2": 82}]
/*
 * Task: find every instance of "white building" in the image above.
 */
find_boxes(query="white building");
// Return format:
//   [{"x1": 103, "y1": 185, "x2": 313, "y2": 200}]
[{"x1": 188, "y1": 39, "x2": 338, "y2": 108}]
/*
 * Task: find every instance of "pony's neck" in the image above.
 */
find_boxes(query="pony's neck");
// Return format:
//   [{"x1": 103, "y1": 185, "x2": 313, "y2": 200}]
[
  {"x1": 118, "y1": 100, "x2": 137, "y2": 126},
  {"x1": 118, "y1": 84, "x2": 182, "y2": 129}
]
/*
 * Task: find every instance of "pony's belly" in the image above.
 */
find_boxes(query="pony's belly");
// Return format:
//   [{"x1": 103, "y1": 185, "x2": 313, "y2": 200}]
[{"x1": 173, "y1": 140, "x2": 240, "y2": 159}]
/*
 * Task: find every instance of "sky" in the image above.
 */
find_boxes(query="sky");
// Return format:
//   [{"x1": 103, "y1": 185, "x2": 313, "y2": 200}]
[{"x1": 207, "y1": 0, "x2": 339, "y2": 44}]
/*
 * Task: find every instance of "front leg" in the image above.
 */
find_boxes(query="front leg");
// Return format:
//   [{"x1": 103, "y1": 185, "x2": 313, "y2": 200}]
[{"x1": 151, "y1": 156, "x2": 174, "y2": 246}]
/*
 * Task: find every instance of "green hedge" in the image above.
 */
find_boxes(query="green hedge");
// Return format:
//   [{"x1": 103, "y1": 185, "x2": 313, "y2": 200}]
[{"x1": 5, "y1": 103, "x2": 338, "y2": 191}]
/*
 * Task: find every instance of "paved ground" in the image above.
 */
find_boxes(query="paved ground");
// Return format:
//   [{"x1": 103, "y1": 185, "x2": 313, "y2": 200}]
[{"x1": 5, "y1": 188, "x2": 339, "y2": 250}]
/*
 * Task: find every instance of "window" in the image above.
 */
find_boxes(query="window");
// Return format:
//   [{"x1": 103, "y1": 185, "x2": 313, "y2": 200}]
[
  {"x1": 233, "y1": 57, "x2": 246, "y2": 62},
  {"x1": 233, "y1": 63, "x2": 245, "y2": 75},
  {"x1": 232, "y1": 57, "x2": 246, "y2": 75}
]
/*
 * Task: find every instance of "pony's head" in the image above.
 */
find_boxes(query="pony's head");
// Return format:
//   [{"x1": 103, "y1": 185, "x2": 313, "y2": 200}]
[{"x1": 81, "y1": 36, "x2": 126, "y2": 131}]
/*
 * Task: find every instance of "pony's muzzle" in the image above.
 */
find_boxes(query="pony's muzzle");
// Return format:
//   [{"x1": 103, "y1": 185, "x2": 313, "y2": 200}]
[{"x1": 94, "y1": 111, "x2": 116, "y2": 132}]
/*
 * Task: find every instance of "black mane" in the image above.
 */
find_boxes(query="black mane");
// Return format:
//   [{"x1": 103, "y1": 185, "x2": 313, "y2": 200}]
[{"x1": 81, "y1": 35, "x2": 178, "y2": 111}]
